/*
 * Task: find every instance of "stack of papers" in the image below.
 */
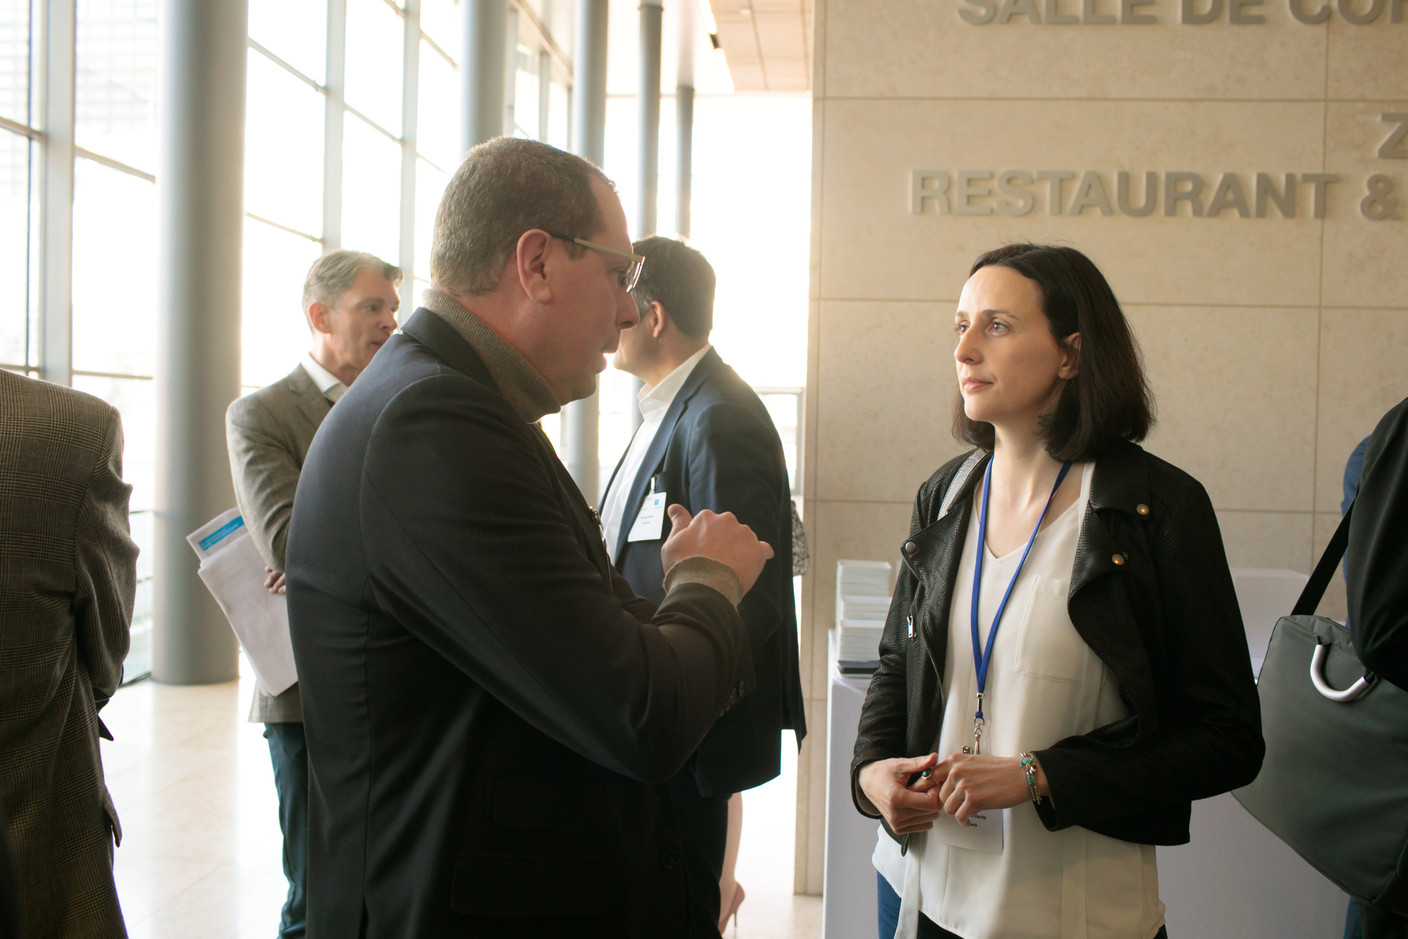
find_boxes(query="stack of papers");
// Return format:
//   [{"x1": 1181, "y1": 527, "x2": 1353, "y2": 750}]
[
  {"x1": 833, "y1": 559, "x2": 893, "y2": 675},
  {"x1": 186, "y1": 508, "x2": 297, "y2": 696}
]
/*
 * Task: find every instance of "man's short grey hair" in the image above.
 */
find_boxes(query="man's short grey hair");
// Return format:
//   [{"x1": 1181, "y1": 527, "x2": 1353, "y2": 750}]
[
  {"x1": 430, "y1": 136, "x2": 612, "y2": 297},
  {"x1": 302, "y1": 249, "x2": 403, "y2": 314}
]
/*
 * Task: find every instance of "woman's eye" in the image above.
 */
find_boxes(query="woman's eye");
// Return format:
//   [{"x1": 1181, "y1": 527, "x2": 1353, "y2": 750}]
[
  {"x1": 989, "y1": 321, "x2": 1007, "y2": 334},
  {"x1": 954, "y1": 322, "x2": 968, "y2": 334}
]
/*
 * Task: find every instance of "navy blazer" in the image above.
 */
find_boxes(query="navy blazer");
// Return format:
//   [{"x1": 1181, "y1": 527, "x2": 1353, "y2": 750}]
[
  {"x1": 606, "y1": 348, "x2": 806, "y2": 796},
  {"x1": 287, "y1": 309, "x2": 754, "y2": 936}
]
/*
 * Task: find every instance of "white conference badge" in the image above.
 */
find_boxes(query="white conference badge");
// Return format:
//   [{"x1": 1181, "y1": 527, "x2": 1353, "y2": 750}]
[
  {"x1": 927, "y1": 806, "x2": 1004, "y2": 854},
  {"x1": 627, "y1": 490, "x2": 668, "y2": 542}
]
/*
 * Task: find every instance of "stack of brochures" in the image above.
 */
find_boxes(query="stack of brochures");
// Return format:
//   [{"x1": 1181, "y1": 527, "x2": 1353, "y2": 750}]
[
  {"x1": 833, "y1": 559, "x2": 893, "y2": 675},
  {"x1": 186, "y1": 508, "x2": 297, "y2": 696}
]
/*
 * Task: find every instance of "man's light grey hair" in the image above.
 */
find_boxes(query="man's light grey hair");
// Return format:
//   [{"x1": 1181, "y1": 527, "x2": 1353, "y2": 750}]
[
  {"x1": 430, "y1": 136, "x2": 613, "y2": 297},
  {"x1": 302, "y1": 249, "x2": 403, "y2": 315}
]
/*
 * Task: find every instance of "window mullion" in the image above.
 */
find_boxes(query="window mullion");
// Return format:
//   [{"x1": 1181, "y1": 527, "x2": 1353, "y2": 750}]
[
  {"x1": 323, "y1": 0, "x2": 347, "y2": 248},
  {"x1": 37, "y1": 0, "x2": 76, "y2": 385},
  {"x1": 399, "y1": 0, "x2": 418, "y2": 290}
]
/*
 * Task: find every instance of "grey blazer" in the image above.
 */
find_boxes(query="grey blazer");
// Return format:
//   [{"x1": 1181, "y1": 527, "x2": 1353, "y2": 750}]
[
  {"x1": 226, "y1": 363, "x2": 332, "y2": 723},
  {"x1": 0, "y1": 370, "x2": 137, "y2": 938}
]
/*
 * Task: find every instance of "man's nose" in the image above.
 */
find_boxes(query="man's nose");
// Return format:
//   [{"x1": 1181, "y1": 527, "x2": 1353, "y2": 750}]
[{"x1": 617, "y1": 292, "x2": 639, "y2": 330}]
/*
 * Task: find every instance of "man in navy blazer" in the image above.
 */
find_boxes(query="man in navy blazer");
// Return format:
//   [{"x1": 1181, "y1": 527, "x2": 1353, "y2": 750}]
[
  {"x1": 286, "y1": 139, "x2": 774, "y2": 937},
  {"x1": 600, "y1": 236, "x2": 806, "y2": 936}
]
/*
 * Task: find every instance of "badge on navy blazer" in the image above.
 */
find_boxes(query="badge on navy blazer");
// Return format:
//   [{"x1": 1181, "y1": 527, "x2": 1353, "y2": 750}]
[{"x1": 628, "y1": 487, "x2": 668, "y2": 542}]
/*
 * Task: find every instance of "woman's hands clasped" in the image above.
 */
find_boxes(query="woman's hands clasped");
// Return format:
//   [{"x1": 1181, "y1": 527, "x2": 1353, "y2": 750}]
[
  {"x1": 857, "y1": 754, "x2": 945, "y2": 834},
  {"x1": 860, "y1": 752, "x2": 1048, "y2": 830}
]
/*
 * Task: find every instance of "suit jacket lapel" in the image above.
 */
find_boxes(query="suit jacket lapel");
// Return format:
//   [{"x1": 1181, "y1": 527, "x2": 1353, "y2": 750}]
[
  {"x1": 612, "y1": 349, "x2": 722, "y2": 561},
  {"x1": 287, "y1": 364, "x2": 333, "y2": 432}
]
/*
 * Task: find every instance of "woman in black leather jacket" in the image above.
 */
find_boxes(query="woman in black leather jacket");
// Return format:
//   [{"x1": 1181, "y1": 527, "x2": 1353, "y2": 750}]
[{"x1": 852, "y1": 244, "x2": 1264, "y2": 939}]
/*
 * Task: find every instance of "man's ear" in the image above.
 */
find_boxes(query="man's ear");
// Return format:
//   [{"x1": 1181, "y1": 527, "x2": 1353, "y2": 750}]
[
  {"x1": 648, "y1": 302, "x2": 669, "y2": 339},
  {"x1": 308, "y1": 303, "x2": 332, "y2": 335},
  {"x1": 516, "y1": 229, "x2": 554, "y2": 303},
  {"x1": 1059, "y1": 332, "x2": 1080, "y2": 380}
]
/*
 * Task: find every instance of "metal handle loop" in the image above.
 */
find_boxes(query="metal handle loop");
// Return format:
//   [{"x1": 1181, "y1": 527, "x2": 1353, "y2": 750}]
[{"x1": 1310, "y1": 642, "x2": 1372, "y2": 702}]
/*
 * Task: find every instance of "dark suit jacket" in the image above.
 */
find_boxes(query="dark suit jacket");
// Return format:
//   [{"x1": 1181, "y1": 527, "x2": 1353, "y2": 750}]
[
  {"x1": 605, "y1": 349, "x2": 806, "y2": 796},
  {"x1": 285, "y1": 309, "x2": 755, "y2": 937},
  {"x1": 0, "y1": 371, "x2": 136, "y2": 938},
  {"x1": 226, "y1": 363, "x2": 333, "y2": 722}
]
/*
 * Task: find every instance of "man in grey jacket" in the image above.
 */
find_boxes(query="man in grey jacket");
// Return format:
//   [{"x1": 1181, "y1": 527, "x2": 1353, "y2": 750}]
[{"x1": 225, "y1": 249, "x2": 401, "y2": 939}]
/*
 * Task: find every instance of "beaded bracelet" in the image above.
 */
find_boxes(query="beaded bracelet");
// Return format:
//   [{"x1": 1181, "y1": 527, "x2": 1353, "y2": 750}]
[{"x1": 1019, "y1": 752, "x2": 1043, "y2": 805}]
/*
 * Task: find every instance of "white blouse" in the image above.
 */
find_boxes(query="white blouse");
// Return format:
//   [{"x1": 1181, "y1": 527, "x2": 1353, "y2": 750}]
[{"x1": 874, "y1": 461, "x2": 1165, "y2": 939}]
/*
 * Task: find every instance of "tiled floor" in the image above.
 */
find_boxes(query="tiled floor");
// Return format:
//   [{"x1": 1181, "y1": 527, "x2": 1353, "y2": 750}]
[{"x1": 103, "y1": 673, "x2": 823, "y2": 938}]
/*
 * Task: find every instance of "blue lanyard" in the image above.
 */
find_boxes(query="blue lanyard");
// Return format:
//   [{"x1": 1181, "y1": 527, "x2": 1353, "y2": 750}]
[{"x1": 966, "y1": 457, "x2": 1072, "y2": 754}]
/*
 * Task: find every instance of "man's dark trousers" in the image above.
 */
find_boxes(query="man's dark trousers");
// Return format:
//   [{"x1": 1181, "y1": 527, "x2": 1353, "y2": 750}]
[{"x1": 265, "y1": 722, "x2": 308, "y2": 939}]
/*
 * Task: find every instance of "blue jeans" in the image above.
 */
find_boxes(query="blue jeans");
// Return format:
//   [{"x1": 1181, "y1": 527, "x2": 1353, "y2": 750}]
[
  {"x1": 1346, "y1": 898, "x2": 1408, "y2": 939},
  {"x1": 877, "y1": 871, "x2": 1171, "y2": 939},
  {"x1": 265, "y1": 722, "x2": 308, "y2": 939}
]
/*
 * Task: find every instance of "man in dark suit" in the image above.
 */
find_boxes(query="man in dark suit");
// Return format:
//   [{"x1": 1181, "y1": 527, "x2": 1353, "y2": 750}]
[
  {"x1": 226, "y1": 249, "x2": 401, "y2": 939},
  {"x1": 285, "y1": 137, "x2": 772, "y2": 937},
  {"x1": 600, "y1": 236, "x2": 806, "y2": 935},
  {"x1": 0, "y1": 370, "x2": 137, "y2": 938}
]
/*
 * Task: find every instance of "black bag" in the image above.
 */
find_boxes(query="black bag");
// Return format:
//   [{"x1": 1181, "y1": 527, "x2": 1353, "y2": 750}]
[{"x1": 1233, "y1": 505, "x2": 1408, "y2": 914}]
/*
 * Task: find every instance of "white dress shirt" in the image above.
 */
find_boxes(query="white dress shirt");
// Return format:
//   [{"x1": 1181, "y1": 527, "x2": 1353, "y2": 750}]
[
  {"x1": 599, "y1": 345, "x2": 712, "y2": 562},
  {"x1": 302, "y1": 353, "x2": 347, "y2": 404}
]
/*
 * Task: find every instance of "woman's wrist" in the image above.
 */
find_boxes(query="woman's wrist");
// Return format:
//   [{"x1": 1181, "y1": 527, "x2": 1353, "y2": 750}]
[{"x1": 1018, "y1": 752, "x2": 1048, "y2": 804}]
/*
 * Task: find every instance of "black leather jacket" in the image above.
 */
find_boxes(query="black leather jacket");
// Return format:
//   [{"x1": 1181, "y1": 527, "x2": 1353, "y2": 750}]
[{"x1": 852, "y1": 441, "x2": 1264, "y2": 846}]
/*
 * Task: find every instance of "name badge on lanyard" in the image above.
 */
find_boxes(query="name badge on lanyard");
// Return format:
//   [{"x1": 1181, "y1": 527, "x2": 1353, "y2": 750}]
[{"x1": 627, "y1": 476, "x2": 668, "y2": 542}]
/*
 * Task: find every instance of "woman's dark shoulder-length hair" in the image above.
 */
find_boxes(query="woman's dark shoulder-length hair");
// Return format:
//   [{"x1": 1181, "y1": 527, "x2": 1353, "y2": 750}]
[{"x1": 952, "y1": 243, "x2": 1155, "y2": 462}]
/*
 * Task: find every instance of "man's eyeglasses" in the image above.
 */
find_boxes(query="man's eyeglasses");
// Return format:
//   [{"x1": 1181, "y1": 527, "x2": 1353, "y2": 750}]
[{"x1": 547, "y1": 232, "x2": 645, "y2": 293}]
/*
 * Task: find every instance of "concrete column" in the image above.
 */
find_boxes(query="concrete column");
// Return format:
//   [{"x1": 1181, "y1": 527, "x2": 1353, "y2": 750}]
[
  {"x1": 572, "y1": 0, "x2": 609, "y2": 166},
  {"x1": 676, "y1": 84, "x2": 694, "y2": 239},
  {"x1": 462, "y1": 0, "x2": 508, "y2": 152},
  {"x1": 152, "y1": 0, "x2": 247, "y2": 683},
  {"x1": 562, "y1": 0, "x2": 611, "y2": 499},
  {"x1": 637, "y1": 0, "x2": 662, "y2": 238}
]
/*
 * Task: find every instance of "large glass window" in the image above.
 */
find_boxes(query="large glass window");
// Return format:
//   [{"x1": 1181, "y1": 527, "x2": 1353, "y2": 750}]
[
  {"x1": 344, "y1": 0, "x2": 406, "y2": 136},
  {"x1": 417, "y1": 40, "x2": 459, "y2": 170},
  {"x1": 71, "y1": 158, "x2": 156, "y2": 377},
  {"x1": 241, "y1": 219, "x2": 323, "y2": 390},
  {"x1": 245, "y1": 50, "x2": 325, "y2": 235},
  {"x1": 420, "y1": 0, "x2": 460, "y2": 57},
  {"x1": 0, "y1": 129, "x2": 29, "y2": 366},
  {"x1": 414, "y1": 157, "x2": 448, "y2": 280},
  {"x1": 341, "y1": 112, "x2": 402, "y2": 263},
  {"x1": 74, "y1": 0, "x2": 157, "y2": 175},
  {"x1": 0, "y1": 0, "x2": 30, "y2": 127},
  {"x1": 18, "y1": 0, "x2": 587, "y2": 683},
  {"x1": 512, "y1": 44, "x2": 541, "y2": 139},
  {"x1": 248, "y1": 0, "x2": 327, "y2": 85}
]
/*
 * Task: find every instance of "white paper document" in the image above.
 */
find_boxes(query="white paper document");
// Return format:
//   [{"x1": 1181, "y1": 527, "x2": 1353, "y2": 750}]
[{"x1": 186, "y1": 508, "x2": 297, "y2": 696}]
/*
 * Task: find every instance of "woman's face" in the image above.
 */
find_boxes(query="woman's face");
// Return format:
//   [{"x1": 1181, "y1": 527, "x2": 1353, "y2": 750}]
[{"x1": 954, "y1": 264, "x2": 1078, "y2": 434}]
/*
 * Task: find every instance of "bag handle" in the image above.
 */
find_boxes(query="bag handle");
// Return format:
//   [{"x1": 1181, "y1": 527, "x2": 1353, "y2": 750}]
[
  {"x1": 1291, "y1": 501, "x2": 1353, "y2": 617},
  {"x1": 1309, "y1": 643, "x2": 1372, "y2": 701}
]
